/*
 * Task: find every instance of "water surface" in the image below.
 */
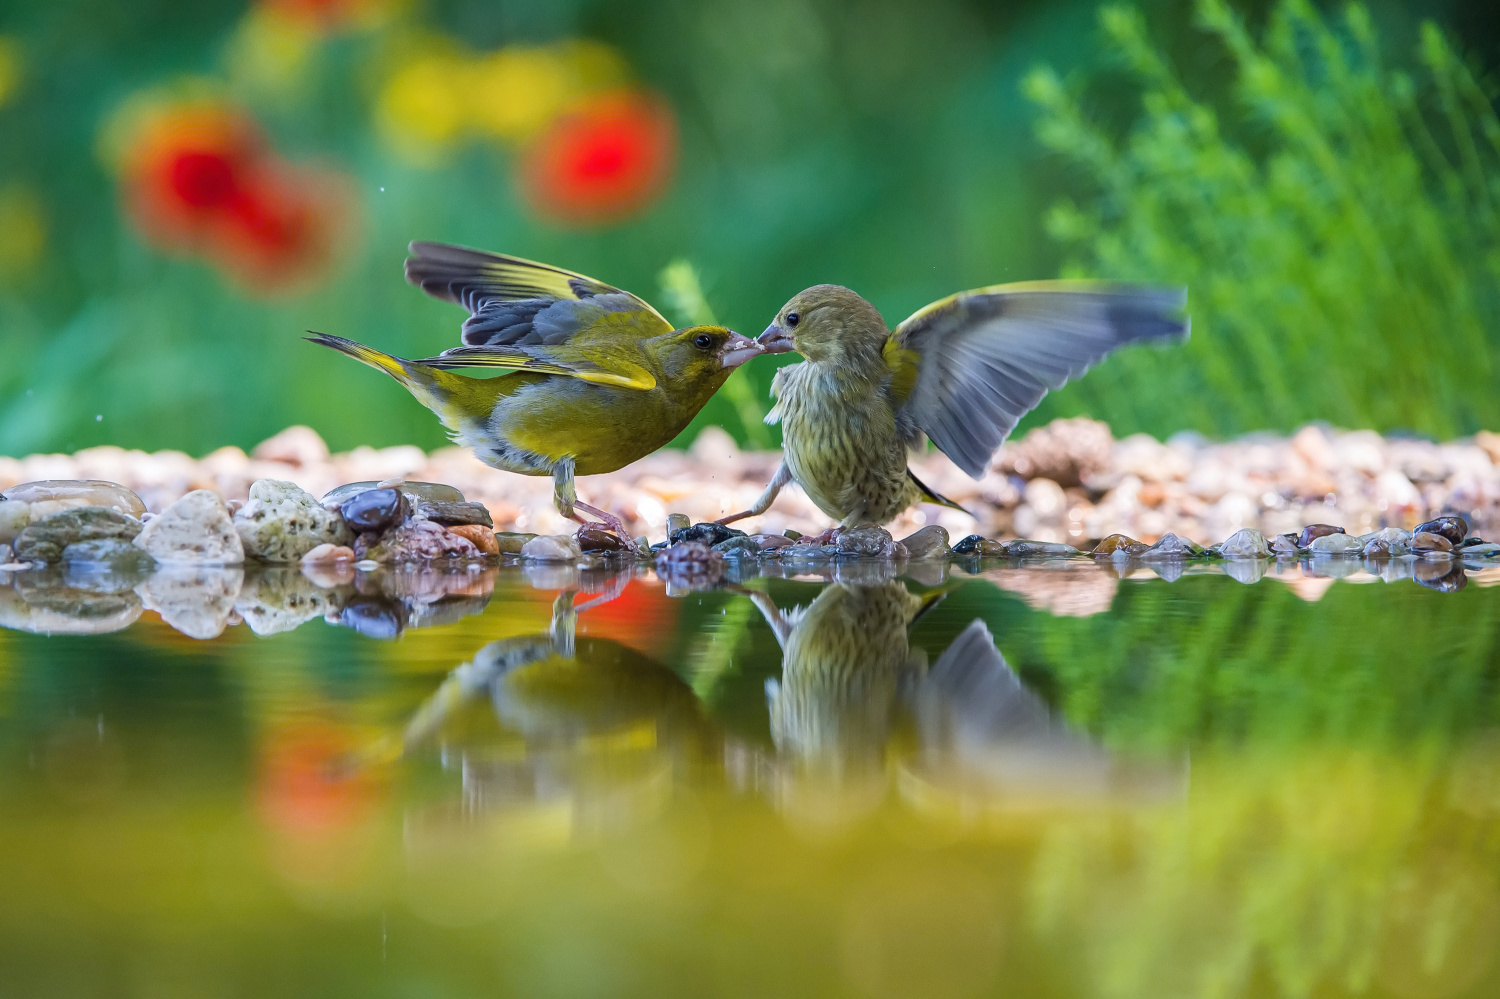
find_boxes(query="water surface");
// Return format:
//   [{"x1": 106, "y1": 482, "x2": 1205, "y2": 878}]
[{"x1": 2, "y1": 559, "x2": 1498, "y2": 999}]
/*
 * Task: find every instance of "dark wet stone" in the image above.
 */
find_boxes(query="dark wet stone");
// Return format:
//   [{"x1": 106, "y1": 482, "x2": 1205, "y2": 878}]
[
  {"x1": 951, "y1": 535, "x2": 984, "y2": 555},
  {"x1": 416, "y1": 501, "x2": 494, "y2": 528},
  {"x1": 669, "y1": 522, "x2": 746, "y2": 546},
  {"x1": 323, "y1": 481, "x2": 464, "y2": 506},
  {"x1": 1413, "y1": 516, "x2": 1468, "y2": 546},
  {"x1": 1141, "y1": 533, "x2": 1206, "y2": 559},
  {"x1": 1411, "y1": 531, "x2": 1453, "y2": 553},
  {"x1": 835, "y1": 525, "x2": 897, "y2": 558},
  {"x1": 577, "y1": 527, "x2": 627, "y2": 553},
  {"x1": 1454, "y1": 536, "x2": 1487, "y2": 549},
  {"x1": 712, "y1": 536, "x2": 762, "y2": 558},
  {"x1": 61, "y1": 538, "x2": 156, "y2": 574},
  {"x1": 1297, "y1": 524, "x2": 1345, "y2": 548},
  {"x1": 13, "y1": 507, "x2": 144, "y2": 564},
  {"x1": 340, "y1": 489, "x2": 407, "y2": 533},
  {"x1": 1271, "y1": 533, "x2": 1301, "y2": 555},
  {"x1": 1461, "y1": 542, "x2": 1500, "y2": 558},
  {"x1": 1414, "y1": 558, "x2": 1467, "y2": 593},
  {"x1": 338, "y1": 598, "x2": 407, "y2": 639}
]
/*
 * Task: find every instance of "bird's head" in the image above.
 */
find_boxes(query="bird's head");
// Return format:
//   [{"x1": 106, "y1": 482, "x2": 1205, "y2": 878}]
[
  {"x1": 648, "y1": 325, "x2": 762, "y2": 387},
  {"x1": 758, "y1": 285, "x2": 887, "y2": 364}
]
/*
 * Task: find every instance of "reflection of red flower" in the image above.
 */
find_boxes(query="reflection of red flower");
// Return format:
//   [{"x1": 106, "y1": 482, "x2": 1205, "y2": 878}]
[
  {"x1": 261, "y1": 0, "x2": 380, "y2": 32},
  {"x1": 519, "y1": 89, "x2": 676, "y2": 225},
  {"x1": 577, "y1": 579, "x2": 680, "y2": 658},
  {"x1": 117, "y1": 101, "x2": 354, "y2": 295},
  {"x1": 256, "y1": 722, "x2": 380, "y2": 836}
]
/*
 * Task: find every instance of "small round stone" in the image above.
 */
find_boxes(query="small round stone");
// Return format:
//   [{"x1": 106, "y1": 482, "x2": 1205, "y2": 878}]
[
  {"x1": 1091, "y1": 533, "x2": 1142, "y2": 556},
  {"x1": 1309, "y1": 532, "x2": 1361, "y2": 554},
  {"x1": 951, "y1": 534, "x2": 984, "y2": 555},
  {"x1": 577, "y1": 527, "x2": 627, "y2": 553},
  {"x1": 1413, "y1": 516, "x2": 1468, "y2": 546},
  {"x1": 898, "y1": 525, "x2": 950, "y2": 560},
  {"x1": 447, "y1": 524, "x2": 499, "y2": 555},
  {"x1": 1219, "y1": 528, "x2": 1270, "y2": 559},
  {"x1": 1298, "y1": 524, "x2": 1345, "y2": 548},
  {"x1": 713, "y1": 536, "x2": 762, "y2": 558},
  {"x1": 670, "y1": 522, "x2": 745, "y2": 546},
  {"x1": 1411, "y1": 531, "x2": 1453, "y2": 552},
  {"x1": 340, "y1": 488, "x2": 406, "y2": 533}
]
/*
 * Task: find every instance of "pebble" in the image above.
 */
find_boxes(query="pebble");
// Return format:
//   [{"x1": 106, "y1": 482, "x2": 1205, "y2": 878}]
[
  {"x1": 0, "y1": 543, "x2": 10, "y2": 564},
  {"x1": 655, "y1": 540, "x2": 722, "y2": 570},
  {"x1": 1460, "y1": 542, "x2": 1500, "y2": 558},
  {"x1": 0, "y1": 480, "x2": 146, "y2": 520},
  {"x1": 359, "y1": 520, "x2": 482, "y2": 562},
  {"x1": 1141, "y1": 533, "x2": 1205, "y2": 559},
  {"x1": 1411, "y1": 531, "x2": 1453, "y2": 553},
  {"x1": 1219, "y1": 528, "x2": 1270, "y2": 559},
  {"x1": 670, "y1": 522, "x2": 746, "y2": 546},
  {"x1": 60, "y1": 538, "x2": 156, "y2": 574},
  {"x1": 301, "y1": 543, "x2": 356, "y2": 564},
  {"x1": 1002, "y1": 540, "x2": 1082, "y2": 557},
  {"x1": 576, "y1": 527, "x2": 627, "y2": 553},
  {"x1": 321, "y1": 480, "x2": 465, "y2": 507},
  {"x1": 339, "y1": 488, "x2": 407, "y2": 533},
  {"x1": 1361, "y1": 527, "x2": 1413, "y2": 546},
  {"x1": 951, "y1": 534, "x2": 984, "y2": 555},
  {"x1": 749, "y1": 533, "x2": 795, "y2": 551},
  {"x1": 521, "y1": 535, "x2": 583, "y2": 562},
  {"x1": 836, "y1": 525, "x2": 897, "y2": 558},
  {"x1": 0, "y1": 501, "x2": 29, "y2": 544},
  {"x1": 237, "y1": 479, "x2": 354, "y2": 562},
  {"x1": 1309, "y1": 532, "x2": 1362, "y2": 554},
  {"x1": 493, "y1": 532, "x2": 538, "y2": 555},
  {"x1": 13, "y1": 507, "x2": 144, "y2": 564},
  {"x1": 1362, "y1": 538, "x2": 1396, "y2": 557},
  {"x1": 415, "y1": 500, "x2": 494, "y2": 528},
  {"x1": 1297, "y1": 524, "x2": 1345, "y2": 548},
  {"x1": 1271, "y1": 533, "x2": 1301, "y2": 555},
  {"x1": 135, "y1": 490, "x2": 245, "y2": 565},
  {"x1": 1413, "y1": 516, "x2": 1468, "y2": 546},
  {"x1": 713, "y1": 536, "x2": 762, "y2": 559},
  {"x1": 666, "y1": 513, "x2": 692, "y2": 537},
  {"x1": 447, "y1": 524, "x2": 499, "y2": 555},
  {"x1": 898, "y1": 525, "x2": 950, "y2": 559},
  {"x1": 1091, "y1": 533, "x2": 1141, "y2": 556}
]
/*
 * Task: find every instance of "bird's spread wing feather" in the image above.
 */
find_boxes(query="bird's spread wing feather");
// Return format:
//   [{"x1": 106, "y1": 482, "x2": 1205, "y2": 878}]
[
  {"x1": 887, "y1": 282, "x2": 1188, "y2": 478},
  {"x1": 405, "y1": 241, "x2": 674, "y2": 347},
  {"x1": 413, "y1": 344, "x2": 657, "y2": 391}
]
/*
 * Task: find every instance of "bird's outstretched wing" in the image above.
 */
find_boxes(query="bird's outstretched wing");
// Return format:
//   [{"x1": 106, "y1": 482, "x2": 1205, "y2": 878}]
[
  {"x1": 405, "y1": 241, "x2": 674, "y2": 348},
  {"x1": 414, "y1": 343, "x2": 657, "y2": 390},
  {"x1": 885, "y1": 282, "x2": 1188, "y2": 478}
]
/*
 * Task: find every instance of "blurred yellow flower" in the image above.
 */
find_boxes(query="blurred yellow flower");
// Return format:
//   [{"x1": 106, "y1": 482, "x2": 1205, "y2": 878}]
[
  {"x1": 470, "y1": 41, "x2": 629, "y2": 141},
  {"x1": 225, "y1": 5, "x2": 320, "y2": 96},
  {"x1": 376, "y1": 38, "x2": 631, "y2": 164},
  {"x1": 0, "y1": 184, "x2": 46, "y2": 278},
  {"x1": 0, "y1": 36, "x2": 21, "y2": 108},
  {"x1": 375, "y1": 52, "x2": 470, "y2": 164}
]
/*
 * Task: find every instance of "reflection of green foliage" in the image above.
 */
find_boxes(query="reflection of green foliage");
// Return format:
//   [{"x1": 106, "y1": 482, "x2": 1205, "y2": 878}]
[
  {"x1": 1000, "y1": 576, "x2": 1500, "y2": 750},
  {"x1": 1026, "y1": 0, "x2": 1500, "y2": 437}
]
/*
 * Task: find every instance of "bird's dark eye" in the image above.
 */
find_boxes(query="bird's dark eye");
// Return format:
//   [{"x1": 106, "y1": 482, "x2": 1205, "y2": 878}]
[
  {"x1": 693, "y1": 333, "x2": 714, "y2": 350},
  {"x1": 785, "y1": 312, "x2": 800, "y2": 328}
]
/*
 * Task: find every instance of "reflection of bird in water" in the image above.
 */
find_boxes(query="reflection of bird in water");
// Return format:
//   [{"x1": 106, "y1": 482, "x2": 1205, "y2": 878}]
[
  {"x1": 397, "y1": 584, "x2": 711, "y2": 823},
  {"x1": 743, "y1": 581, "x2": 1126, "y2": 824}
]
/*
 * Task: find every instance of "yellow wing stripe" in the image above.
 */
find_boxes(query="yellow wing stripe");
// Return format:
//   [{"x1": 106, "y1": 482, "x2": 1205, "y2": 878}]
[
  {"x1": 893, "y1": 279, "x2": 1128, "y2": 343},
  {"x1": 417, "y1": 349, "x2": 657, "y2": 391}
]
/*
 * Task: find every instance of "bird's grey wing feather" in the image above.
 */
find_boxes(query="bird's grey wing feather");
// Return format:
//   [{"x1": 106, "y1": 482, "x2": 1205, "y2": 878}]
[
  {"x1": 405, "y1": 241, "x2": 672, "y2": 347},
  {"x1": 892, "y1": 284, "x2": 1188, "y2": 478}
]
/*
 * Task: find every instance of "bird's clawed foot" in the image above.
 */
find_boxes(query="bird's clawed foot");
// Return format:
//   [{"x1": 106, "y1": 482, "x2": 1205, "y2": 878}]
[
  {"x1": 571, "y1": 501, "x2": 645, "y2": 556},
  {"x1": 798, "y1": 527, "x2": 842, "y2": 546}
]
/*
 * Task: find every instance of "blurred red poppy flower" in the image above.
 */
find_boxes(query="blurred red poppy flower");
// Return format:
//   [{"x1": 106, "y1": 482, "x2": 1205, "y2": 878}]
[
  {"x1": 260, "y1": 0, "x2": 383, "y2": 33},
  {"x1": 113, "y1": 99, "x2": 355, "y2": 295},
  {"x1": 519, "y1": 88, "x2": 677, "y2": 225}
]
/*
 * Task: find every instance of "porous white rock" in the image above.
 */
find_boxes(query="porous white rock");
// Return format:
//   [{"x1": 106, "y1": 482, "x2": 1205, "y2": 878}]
[
  {"x1": 0, "y1": 500, "x2": 30, "y2": 544},
  {"x1": 133, "y1": 490, "x2": 245, "y2": 565},
  {"x1": 235, "y1": 479, "x2": 353, "y2": 562},
  {"x1": 521, "y1": 535, "x2": 583, "y2": 562}
]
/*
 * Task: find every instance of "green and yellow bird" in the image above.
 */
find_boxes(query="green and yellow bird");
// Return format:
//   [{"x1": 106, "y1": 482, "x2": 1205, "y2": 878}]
[
  {"x1": 720, "y1": 282, "x2": 1188, "y2": 531},
  {"x1": 309, "y1": 242, "x2": 763, "y2": 549}
]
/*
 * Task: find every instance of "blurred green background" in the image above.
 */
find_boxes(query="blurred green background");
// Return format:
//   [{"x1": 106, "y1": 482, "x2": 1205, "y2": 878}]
[{"x1": 0, "y1": 0, "x2": 1497, "y2": 458}]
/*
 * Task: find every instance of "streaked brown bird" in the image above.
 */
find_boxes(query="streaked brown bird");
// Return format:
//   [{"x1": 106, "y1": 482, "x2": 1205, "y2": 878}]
[{"x1": 720, "y1": 281, "x2": 1188, "y2": 531}]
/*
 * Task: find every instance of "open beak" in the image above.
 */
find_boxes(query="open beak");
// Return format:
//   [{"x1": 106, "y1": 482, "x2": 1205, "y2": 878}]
[
  {"x1": 757, "y1": 323, "x2": 796, "y2": 354},
  {"x1": 719, "y1": 331, "x2": 764, "y2": 369}
]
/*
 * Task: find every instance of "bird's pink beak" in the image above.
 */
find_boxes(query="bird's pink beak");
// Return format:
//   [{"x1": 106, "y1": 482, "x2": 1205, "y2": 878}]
[
  {"x1": 757, "y1": 322, "x2": 795, "y2": 354},
  {"x1": 719, "y1": 331, "x2": 764, "y2": 369}
]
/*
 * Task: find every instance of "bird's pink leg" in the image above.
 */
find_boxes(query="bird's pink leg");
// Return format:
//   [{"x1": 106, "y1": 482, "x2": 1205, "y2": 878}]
[{"x1": 572, "y1": 500, "x2": 644, "y2": 555}]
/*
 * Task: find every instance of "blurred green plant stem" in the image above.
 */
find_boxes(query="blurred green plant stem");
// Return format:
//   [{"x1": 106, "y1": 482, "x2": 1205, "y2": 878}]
[{"x1": 1026, "y1": 0, "x2": 1500, "y2": 438}]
